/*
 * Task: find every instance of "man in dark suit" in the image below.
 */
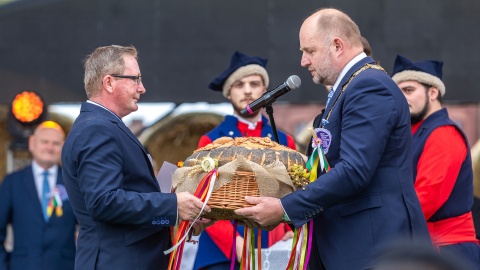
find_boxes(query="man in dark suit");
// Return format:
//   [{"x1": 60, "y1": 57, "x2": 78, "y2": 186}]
[
  {"x1": 0, "y1": 121, "x2": 77, "y2": 270},
  {"x1": 235, "y1": 8, "x2": 431, "y2": 270},
  {"x1": 61, "y1": 45, "x2": 210, "y2": 270}
]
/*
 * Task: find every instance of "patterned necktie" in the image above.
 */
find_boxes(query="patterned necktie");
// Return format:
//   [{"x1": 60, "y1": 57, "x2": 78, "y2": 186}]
[
  {"x1": 326, "y1": 88, "x2": 334, "y2": 108},
  {"x1": 42, "y1": 171, "x2": 50, "y2": 221}
]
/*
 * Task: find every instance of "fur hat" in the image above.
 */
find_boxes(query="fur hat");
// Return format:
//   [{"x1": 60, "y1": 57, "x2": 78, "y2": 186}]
[
  {"x1": 208, "y1": 51, "x2": 269, "y2": 98},
  {"x1": 392, "y1": 55, "x2": 445, "y2": 96}
]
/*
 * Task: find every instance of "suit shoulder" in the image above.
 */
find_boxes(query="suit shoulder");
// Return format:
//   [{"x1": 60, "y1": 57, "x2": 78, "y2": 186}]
[
  {"x1": 1, "y1": 166, "x2": 30, "y2": 183},
  {"x1": 69, "y1": 114, "x2": 119, "y2": 140},
  {"x1": 5, "y1": 165, "x2": 30, "y2": 177},
  {"x1": 72, "y1": 112, "x2": 116, "y2": 129},
  {"x1": 346, "y1": 69, "x2": 401, "y2": 97},
  {"x1": 343, "y1": 71, "x2": 407, "y2": 114}
]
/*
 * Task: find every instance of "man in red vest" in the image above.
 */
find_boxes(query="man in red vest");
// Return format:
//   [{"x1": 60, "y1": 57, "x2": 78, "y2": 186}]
[
  {"x1": 194, "y1": 51, "x2": 295, "y2": 270},
  {"x1": 392, "y1": 55, "x2": 480, "y2": 269}
]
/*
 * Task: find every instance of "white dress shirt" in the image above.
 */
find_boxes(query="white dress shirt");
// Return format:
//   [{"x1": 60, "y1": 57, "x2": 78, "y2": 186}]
[{"x1": 32, "y1": 161, "x2": 58, "y2": 202}]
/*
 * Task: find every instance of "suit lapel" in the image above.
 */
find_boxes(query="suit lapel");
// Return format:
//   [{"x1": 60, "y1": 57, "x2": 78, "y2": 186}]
[
  {"x1": 325, "y1": 56, "x2": 375, "y2": 113},
  {"x1": 114, "y1": 121, "x2": 156, "y2": 176},
  {"x1": 115, "y1": 121, "x2": 148, "y2": 156},
  {"x1": 56, "y1": 169, "x2": 63, "y2": 185},
  {"x1": 338, "y1": 56, "x2": 375, "y2": 91},
  {"x1": 22, "y1": 166, "x2": 45, "y2": 221}
]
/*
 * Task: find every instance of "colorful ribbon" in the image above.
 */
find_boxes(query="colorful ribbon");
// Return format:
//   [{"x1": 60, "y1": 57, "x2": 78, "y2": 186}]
[
  {"x1": 283, "y1": 127, "x2": 331, "y2": 270},
  {"x1": 168, "y1": 124, "x2": 332, "y2": 270},
  {"x1": 231, "y1": 221, "x2": 238, "y2": 270},
  {"x1": 46, "y1": 187, "x2": 63, "y2": 218},
  {"x1": 166, "y1": 169, "x2": 218, "y2": 270},
  {"x1": 306, "y1": 147, "x2": 320, "y2": 181}
]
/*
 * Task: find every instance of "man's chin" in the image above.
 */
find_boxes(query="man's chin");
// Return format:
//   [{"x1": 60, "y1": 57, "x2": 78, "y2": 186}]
[
  {"x1": 130, "y1": 103, "x2": 139, "y2": 111},
  {"x1": 235, "y1": 102, "x2": 251, "y2": 111}
]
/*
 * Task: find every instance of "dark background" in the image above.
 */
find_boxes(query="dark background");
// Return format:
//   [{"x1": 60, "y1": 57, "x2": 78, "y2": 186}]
[{"x1": 1, "y1": 0, "x2": 479, "y2": 105}]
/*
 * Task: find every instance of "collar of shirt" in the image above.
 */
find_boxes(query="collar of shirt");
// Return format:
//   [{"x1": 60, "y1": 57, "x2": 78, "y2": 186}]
[
  {"x1": 31, "y1": 161, "x2": 58, "y2": 200},
  {"x1": 87, "y1": 100, "x2": 123, "y2": 121},
  {"x1": 331, "y1": 52, "x2": 367, "y2": 93},
  {"x1": 232, "y1": 113, "x2": 262, "y2": 130}
]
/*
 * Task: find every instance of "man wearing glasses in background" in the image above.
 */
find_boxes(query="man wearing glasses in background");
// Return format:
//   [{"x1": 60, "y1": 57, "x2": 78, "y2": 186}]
[{"x1": 61, "y1": 45, "x2": 212, "y2": 270}]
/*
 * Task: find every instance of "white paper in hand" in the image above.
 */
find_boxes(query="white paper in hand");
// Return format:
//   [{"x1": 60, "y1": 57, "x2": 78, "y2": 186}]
[{"x1": 156, "y1": 161, "x2": 177, "y2": 193}]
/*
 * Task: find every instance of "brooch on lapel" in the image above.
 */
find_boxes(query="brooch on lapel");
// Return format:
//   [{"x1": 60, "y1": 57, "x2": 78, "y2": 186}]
[
  {"x1": 46, "y1": 184, "x2": 68, "y2": 218},
  {"x1": 311, "y1": 128, "x2": 332, "y2": 154},
  {"x1": 306, "y1": 127, "x2": 332, "y2": 182}
]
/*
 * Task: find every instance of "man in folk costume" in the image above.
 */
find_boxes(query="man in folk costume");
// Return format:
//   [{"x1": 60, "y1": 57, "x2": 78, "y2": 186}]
[
  {"x1": 392, "y1": 55, "x2": 480, "y2": 268},
  {"x1": 194, "y1": 51, "x2": 296, "y2": 270}
]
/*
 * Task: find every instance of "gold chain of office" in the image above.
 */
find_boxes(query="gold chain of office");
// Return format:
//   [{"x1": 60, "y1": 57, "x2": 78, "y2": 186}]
[{"x1": 321, "y1": 63, "x2": 386, "y2": 127}]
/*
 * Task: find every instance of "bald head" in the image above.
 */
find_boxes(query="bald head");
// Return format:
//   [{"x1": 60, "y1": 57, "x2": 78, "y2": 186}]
[
  {"x1": 29, "y1": 121, "x2": 65, "y2": 169},
  {"x1": 299, "y1": 8, "x2": 365, "y2": 85},
  {"x1": 34, "y1": 120, "x2": 65, "y2": 138},
  {"x1": 307, "y1": 8, "x2": 363, "y2": 50}
]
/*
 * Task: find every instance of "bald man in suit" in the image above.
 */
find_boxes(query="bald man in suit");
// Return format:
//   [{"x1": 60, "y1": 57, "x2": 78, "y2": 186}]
[
  {"x1": 235, "y1": 9, "x2": 430, "y2": 270},
  {"x1": 0, "y1": 121, "x2": 77, "y2": 270}
]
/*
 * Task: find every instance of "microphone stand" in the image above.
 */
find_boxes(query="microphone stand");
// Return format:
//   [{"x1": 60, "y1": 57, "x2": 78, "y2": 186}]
[{"x1": 265, "y1": 104, "x2": 280, "y2": 143}]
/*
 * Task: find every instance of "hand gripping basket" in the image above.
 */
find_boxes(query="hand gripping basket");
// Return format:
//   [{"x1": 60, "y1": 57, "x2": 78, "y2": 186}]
[{"x1": 172, "y1": 137, "x2": 307, "y2": 220}]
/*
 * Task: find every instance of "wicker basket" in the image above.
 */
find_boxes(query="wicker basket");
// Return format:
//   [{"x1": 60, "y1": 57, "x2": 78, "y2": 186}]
[{"x1": 202, "y1": 171, "x2": 260, "y2": 221}]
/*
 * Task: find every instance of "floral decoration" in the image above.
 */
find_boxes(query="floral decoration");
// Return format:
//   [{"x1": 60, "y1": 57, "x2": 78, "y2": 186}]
[{"x1": 288, "y1": 164, "x2": 310, "y2": 189}]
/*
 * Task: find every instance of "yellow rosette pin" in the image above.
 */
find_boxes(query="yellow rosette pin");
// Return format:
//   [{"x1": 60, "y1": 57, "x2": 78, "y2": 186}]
[{"x1": 201, "y1": 157, "x2": 217, "y2": 172}]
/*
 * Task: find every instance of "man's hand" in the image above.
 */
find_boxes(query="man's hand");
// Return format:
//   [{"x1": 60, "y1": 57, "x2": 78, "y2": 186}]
[
  {"x1": 282, "y1": 230, "x2": 294, "y2": 241},
  {"x1": 234, "y1": 196, "x2": 284, "y2": 230},
  {"x1": 191, "y1": 218, "x2": 215, "y2": 236},
  {"x1": 176, "y1": 192, "x2": 211, "y2": 221}
]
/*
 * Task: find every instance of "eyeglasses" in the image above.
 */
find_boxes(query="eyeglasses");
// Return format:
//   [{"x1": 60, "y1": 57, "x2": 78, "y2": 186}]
[{"x1": 110, "y1": 74, "x2": 142, "y2": 85}]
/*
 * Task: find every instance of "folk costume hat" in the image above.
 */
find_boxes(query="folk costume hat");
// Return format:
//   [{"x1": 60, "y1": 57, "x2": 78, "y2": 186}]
[
  {"x1": 208, "y1": 51, "x2": 269, "y2": 98},
  {"x1": 392, "y1": 55, "x2": 446, "y2": 96}
]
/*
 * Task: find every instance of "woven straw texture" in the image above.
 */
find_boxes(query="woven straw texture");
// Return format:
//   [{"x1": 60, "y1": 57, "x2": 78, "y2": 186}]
[{"x1": 202, "y1": 171, "x2": 259, "y2": 220}]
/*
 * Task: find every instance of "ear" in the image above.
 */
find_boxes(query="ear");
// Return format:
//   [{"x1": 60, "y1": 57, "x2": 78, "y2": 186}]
[
  {"x1": 428, "y1": 86, "x2": 440, "y2": 101},
  {"x1": 28, "y1": 135, "x2": 35, "y2": 153},
  {"x1": 102, "y1": 75, "x2": 115, "y2": 94},
  {"x1": 332, "y1": 37, "x2": 344, "y2": 53}
]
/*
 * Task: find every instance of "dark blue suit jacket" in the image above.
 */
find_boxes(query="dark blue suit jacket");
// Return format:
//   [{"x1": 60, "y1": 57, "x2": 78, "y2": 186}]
[
  {"x1": 0, "y1": 165, "x2": 77, "y2": 270},
  {"x1": 62, "y1": 102, "x2": 178, "y2": 270},
  {"x1": 281, "y1": 57, "x2": 430, "y2": 270}
]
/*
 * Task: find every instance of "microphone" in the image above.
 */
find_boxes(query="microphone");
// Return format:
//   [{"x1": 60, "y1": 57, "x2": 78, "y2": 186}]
[{"x1": 240, "y1": 75, "x2": 301, "y2": 116}]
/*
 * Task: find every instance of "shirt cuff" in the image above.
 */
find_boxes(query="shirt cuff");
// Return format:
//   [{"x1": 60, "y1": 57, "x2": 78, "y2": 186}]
[{"x1": 279, "y1": 200, "x2": 291, "y2": 222}]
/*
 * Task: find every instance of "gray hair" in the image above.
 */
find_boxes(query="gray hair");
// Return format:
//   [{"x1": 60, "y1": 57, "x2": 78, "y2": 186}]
[{"x1": 83, "y1": 45, "x2": 138, "y2": 98}]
